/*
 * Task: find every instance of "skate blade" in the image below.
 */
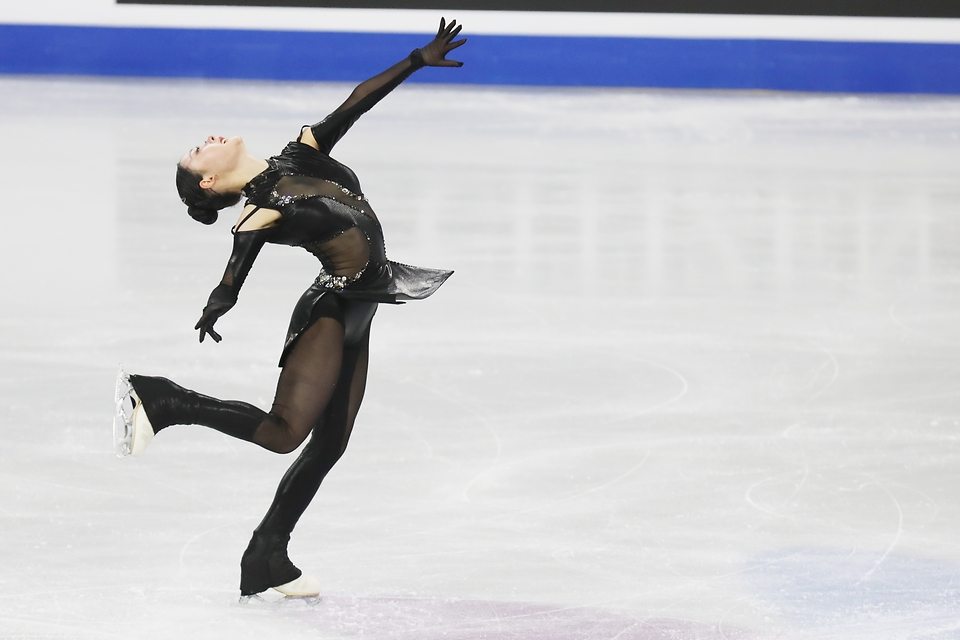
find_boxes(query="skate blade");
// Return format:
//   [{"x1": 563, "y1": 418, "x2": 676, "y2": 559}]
[
  {"x1": 113, "y1": 365, "x2": 137, "y2": 458},
  {"x1": 236, "y1": 593, "x2": 322, "y2": 608},
  {"x1": 113, "y1": 366, "x2": 155, "y2": 458}
]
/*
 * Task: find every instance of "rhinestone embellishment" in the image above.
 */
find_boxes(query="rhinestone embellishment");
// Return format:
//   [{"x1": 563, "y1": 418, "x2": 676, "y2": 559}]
[
  {"x1": 271, "y1": 190, "x2": 308, "y2": 207},
  {"x1": 314, "y1": 267, "x2": 365, "y2": 291},
  {"x1": 270, "y1": 182, "x2": 367, "y2": 209}
]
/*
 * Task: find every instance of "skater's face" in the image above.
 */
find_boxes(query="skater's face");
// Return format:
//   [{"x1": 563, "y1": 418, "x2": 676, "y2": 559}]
[{"x1": 179, "y1": 135, "x2": 245, "y2": 187}]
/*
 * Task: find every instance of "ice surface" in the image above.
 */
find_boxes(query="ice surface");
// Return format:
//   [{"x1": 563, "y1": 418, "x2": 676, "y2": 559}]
[{"x1": 0, "y1": 76, "x2": 959, "y2": 639}]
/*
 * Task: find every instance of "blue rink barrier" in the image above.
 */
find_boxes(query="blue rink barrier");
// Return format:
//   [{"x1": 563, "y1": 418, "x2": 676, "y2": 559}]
[{"x1": 0, "y1": 23, "x2": 958, "y2": 94}]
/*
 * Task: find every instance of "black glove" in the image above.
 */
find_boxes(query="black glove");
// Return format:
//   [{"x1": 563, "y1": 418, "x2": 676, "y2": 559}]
[
  {"x1": 195, "y1": 283, "x2": 236, "y2": 343},
  {"x1": 419, "y1": 18, "x2": 466, "y2": 67}
]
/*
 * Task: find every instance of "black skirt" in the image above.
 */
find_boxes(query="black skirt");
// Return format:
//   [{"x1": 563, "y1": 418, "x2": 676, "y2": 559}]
[{"x1": 279, "y1": 261, "x2": 452, "y2": 366}]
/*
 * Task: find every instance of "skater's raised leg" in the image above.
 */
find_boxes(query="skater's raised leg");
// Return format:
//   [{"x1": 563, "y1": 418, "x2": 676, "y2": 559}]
[
  {"x1": 120, "y1": 314, "x2": 346, "y2": 457},
  {"x1": 128, "y1": 374, "x2": 264, "y2": 442}
]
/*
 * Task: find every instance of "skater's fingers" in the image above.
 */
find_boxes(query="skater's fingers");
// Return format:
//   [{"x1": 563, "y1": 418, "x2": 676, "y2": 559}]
[
  {"x1": 197, "y1": 324, "x2": 222, "y2": 343},
  {"x1": 446, "y1": 37, "x2": 467, "y2": 52},
  {"x1": 196, "y1": 304, "x2": 225, "y2": 342},
  {"x1": 195, "y1": 310, "x2": 212, "y2": 331},
  {"x1": 195, "y1": 304, "x2": 227, "y2": 331},
  {"x1": 446, "y1": 24, "x2": 463, "y2": 42}
]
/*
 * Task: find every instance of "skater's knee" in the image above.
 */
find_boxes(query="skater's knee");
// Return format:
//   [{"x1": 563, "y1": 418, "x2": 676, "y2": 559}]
[
  {"x1": 266, "y1": 440, "x2": 294, "y2": 455},
  {"x1": 259, "y1": 414, "x2": 311, "y2": 454},
  {"x1": 273, "y1": 429, "x2": 309, "y2": 454}
]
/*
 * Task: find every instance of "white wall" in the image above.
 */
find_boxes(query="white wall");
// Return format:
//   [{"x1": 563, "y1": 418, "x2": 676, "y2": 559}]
[{"x1": 2, "y1": 0, "x2": 960, "y2": 43}]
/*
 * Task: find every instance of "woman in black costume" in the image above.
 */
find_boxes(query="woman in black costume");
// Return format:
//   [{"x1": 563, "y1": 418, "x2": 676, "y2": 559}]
[{"x1": 114, "y1": 19, "x2": 465, "y2": 599}]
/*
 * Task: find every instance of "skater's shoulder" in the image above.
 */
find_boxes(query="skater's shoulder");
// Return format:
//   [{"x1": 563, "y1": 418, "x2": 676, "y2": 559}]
[
  {"x1": 297, "y1": 126, "x2": 319, "y2": 151},
  {"x1": 233, "y1": 205, "x2": 281, "y2": 233}
]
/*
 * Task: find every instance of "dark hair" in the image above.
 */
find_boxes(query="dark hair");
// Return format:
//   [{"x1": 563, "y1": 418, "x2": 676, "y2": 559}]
[{"x1": 176, "y1": 164, "x2": 242, "y2": 225}]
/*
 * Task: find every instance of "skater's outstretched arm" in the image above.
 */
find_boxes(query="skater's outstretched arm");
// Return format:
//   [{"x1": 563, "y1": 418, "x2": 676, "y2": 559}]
[
  {"x1": 299, "y1": 18, "x2": 466, "y2": 154},
  {"x1": 195, "y1": 226, "x2": 274, "y2": 343}
]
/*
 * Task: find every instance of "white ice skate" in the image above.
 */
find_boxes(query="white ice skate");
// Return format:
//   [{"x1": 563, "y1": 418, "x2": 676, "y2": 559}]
[
  {"x1": 237, "y1": 575, "x2": 322, "y2": 606},
  {"x1": 274, "y1": 574, "x2": 321, "y2": 597},
  {"x1": 113, "y1": 366, "x2": 155, "y2": 458}
]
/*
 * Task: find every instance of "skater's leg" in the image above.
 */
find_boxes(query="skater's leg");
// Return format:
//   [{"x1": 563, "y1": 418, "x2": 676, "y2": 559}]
[
  {"x1": 240, "y1": 329, "x2": 370, "y2": 596},
  {"x1": 127, "y1": 374, "x2": 267, "y2": 444},
  {"x1": 126, "y1": 313, "x2": 346, "y2": 454},
  {"x1": 257, "y1": 330, "x2": 369, "y2": 536},
  {"x1": 252, "y1": 315, "x2": 345, "y2": 454}
]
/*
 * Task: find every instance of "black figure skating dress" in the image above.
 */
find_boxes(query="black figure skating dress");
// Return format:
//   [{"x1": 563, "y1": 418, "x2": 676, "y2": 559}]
[
  {"x1": 206, "y1": 53, "x2": 452, "y2": 364},
  {"x1": 243, "y1": 141, "x2": 452, "y2": 361}
]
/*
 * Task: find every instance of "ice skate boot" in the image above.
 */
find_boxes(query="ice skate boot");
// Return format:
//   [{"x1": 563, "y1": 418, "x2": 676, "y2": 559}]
[
  {"x1": 239, "y1": 532, "x2": 321, "y2": 598},
  {"x1": 114, "y1": 366, "x2": 156, "y2": 458},
  {"x1": 117, "y1": 372, "x2": 263, "y2": 451}
]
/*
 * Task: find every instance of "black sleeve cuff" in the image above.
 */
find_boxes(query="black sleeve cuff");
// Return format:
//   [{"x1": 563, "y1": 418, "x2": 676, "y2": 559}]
[{"x1": 410, "y1": 48, "x2": 426, "y2": 70}]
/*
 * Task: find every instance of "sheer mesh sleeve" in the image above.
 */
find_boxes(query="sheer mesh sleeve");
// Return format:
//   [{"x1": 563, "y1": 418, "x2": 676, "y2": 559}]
[{"x1": 304, "y1": 50, "x2": 425, "y2": 154}]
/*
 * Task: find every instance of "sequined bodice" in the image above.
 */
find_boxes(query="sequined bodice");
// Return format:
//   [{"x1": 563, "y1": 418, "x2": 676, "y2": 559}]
[{"x1": 243, "y1": 143, "x2": 388, "y2": 289}]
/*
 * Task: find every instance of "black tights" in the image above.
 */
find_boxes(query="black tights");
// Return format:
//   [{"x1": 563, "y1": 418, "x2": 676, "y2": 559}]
[
  {"x1": 253, "y1": 317, "x2": 370, "y2": 534},
  {"x1": 253, "y1": 315, "x2": 365, "y2": 454},
  {"x1": 133, "y1": 295, "x2": 374, "y2": 542}
]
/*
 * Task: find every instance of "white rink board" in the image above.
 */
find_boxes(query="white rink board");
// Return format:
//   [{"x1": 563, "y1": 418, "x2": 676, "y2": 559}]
[{"x1": 3, "y1": 0, "x2": 960, "y2": 42}]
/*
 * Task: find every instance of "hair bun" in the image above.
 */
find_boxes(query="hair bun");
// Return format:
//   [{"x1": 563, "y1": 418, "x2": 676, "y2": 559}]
[{"x1": 188, "y1": 206, "x2": 218, "y2": 225}]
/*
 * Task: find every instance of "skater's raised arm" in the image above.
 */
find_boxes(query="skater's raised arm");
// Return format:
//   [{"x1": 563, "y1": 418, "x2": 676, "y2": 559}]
[
  {"x1": 299, "y1": 18, "x2": 466, "y2": 154},
  {"x1": 195, "y1": 225, "x2": 274, "y2": 343}
]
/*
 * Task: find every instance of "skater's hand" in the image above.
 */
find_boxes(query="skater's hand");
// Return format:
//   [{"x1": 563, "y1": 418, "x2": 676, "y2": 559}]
[
  {"x1": 196, "y1": 284, "x2": 237, "y2": 343},
  {"x1": 195, "y1": 302, "x2": 231, "y2": 343},
  {"x1": 419, "y1": 18, "x2": 466, "y2": 67}
]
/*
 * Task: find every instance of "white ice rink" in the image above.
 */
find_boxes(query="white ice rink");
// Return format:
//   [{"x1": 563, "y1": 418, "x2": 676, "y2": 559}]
[{"x1": 0, "y1": 75, "x2": 959, "y2": 639}]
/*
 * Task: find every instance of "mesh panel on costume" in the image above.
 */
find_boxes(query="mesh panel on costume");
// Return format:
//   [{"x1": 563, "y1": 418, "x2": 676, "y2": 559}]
[{"x1": 273, "y1": 176, "x2": 376, "y2": 278}]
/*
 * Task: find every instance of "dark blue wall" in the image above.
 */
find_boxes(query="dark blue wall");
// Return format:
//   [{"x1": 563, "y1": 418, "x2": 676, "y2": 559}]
[{"x1": 1, "y1": 24, "x2": 958, "y2": 94}]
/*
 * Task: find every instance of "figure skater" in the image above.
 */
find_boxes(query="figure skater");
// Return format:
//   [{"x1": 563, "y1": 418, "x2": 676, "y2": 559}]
[{"x1": 114, "y1": 18, "x2": 465, "y2": 599}]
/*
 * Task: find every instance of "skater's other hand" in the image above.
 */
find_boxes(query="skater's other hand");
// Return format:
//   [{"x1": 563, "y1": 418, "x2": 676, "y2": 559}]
[
  {"x1": 195, "y1": 303, "x2": 230, "y2": 343},
  {"x1": 420, "y1": 18, "x2": 466, "y2": 67},
  {"x1": 196, "y1": 283, "x2": 237, "y2": 343}
]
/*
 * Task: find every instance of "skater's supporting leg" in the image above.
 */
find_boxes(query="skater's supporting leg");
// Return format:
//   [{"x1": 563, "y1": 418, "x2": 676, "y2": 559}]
[
  {"x1": 239, "y1": 329, "x2": 369, "y2": 595},
  {"x1": 256, "y1": 329, "x2": 369, "y2": 536}
]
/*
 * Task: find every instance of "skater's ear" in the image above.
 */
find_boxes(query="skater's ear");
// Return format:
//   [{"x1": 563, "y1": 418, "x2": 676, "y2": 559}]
[{"x1": 176, "y1": 165, "x2": 240, "y2": 223}]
